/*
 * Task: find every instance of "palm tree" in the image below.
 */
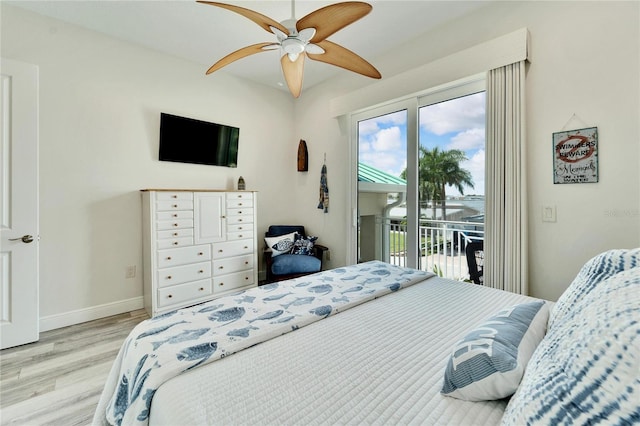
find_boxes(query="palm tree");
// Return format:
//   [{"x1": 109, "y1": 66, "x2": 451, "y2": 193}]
[{"x1": 403, "y1": 147, "x2": 474, "y2": 220}]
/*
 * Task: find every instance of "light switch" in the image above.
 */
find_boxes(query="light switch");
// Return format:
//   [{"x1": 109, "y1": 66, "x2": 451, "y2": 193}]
[{"x1": 542, "y1": 205, "x2": 557, "y2": 222}]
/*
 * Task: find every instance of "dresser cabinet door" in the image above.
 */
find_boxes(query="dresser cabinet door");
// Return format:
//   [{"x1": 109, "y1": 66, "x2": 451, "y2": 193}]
[{"x1": 194, "y1": 192, "x2": 226, "y2": 244}]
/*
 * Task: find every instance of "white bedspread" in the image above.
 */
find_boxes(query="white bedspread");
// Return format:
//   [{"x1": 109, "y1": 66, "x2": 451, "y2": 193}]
[
  {"x1": 94, "y1": 261, "x2": 430, "y2": 426},
  {"x1": 149, "y1": 276, "x2": 542, "y2": 425}
]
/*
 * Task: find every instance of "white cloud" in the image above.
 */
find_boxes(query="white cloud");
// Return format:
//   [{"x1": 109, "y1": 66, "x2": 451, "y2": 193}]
[
  {"x1": 448, "y1": 127, "x2": 485, "y2": 151},
  {"x1": 420, "y1": 92, "x2": 485, "y2": 136},
  {"x1": 360, "y1": 151, "x2": 404, "y2": 177},
  {"x1": 372, "y1": 126, "x2": 402, "y2": 151},
  {"x1": 359, "y1": 110, "x2": 407, "y2": 137}
]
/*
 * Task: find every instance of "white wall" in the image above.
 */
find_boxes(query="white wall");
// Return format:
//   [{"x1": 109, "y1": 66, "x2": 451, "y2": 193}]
[
  {"x1": 1, "y1": 5, "x2": 299, "y2": 328},
  {"x1": 2, "y1": 1, "x2": 638, "y2": 330},
  {"x1": 295, "y1": 1, "x2": 640, "y2": 301}
]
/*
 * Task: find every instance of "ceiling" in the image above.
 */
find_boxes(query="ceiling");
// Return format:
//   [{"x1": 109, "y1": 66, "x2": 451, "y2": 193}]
[{"x1": 7, "y1": 0, "x2": 492, "y2": 93}]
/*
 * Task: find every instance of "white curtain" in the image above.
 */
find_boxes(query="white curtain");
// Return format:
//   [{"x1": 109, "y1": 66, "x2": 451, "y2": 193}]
[{"x1": 484, "y1": 61, "x2": 528, "y2": 294}]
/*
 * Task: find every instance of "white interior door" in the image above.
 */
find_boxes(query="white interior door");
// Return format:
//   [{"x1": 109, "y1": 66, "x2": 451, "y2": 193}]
[{"x1": 0, "y1": 58, "x2": 39, "y2": 349}]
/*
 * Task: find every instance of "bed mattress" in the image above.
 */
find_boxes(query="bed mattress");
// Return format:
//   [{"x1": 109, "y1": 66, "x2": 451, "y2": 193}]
[{"x1": 149, "y1": 276, "x2": 541, "y2": 425}]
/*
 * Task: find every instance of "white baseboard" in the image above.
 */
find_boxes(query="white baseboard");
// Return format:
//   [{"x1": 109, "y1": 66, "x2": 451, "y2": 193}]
[{"x1": 39, "y1": 296, "x2": 144, "y2": 332}]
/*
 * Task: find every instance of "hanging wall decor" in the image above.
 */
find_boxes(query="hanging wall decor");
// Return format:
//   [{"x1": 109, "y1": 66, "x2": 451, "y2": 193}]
[
  {"x1": 297, "y1": 139, "x2": 308, "y2": 172},
  {"x1": 552, "y1": 126, "x2": 598, "y2": 184}
]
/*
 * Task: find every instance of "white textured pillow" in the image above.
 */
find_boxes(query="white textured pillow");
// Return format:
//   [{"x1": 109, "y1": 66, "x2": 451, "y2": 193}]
[
  {"x1": 264, "y1": 232, "x2": 297, "y2": 257},
  {"x1": 441, "y1": 301, "x2": 549, "y2": 401},
  {"x1": 548, "y1": 248, "x2": 639, "y2": 329},
  {"x1": 502, "y1": 267, "x2": 640, "y2": 425}
]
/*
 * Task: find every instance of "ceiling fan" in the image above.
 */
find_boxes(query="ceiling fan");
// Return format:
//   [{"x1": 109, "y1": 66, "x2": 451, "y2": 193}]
[{"x1": 197, "y1": 0, "x2": 382, "y2": 98}]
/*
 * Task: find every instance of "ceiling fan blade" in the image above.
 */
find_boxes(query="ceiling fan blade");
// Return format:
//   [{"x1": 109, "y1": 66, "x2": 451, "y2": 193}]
[
  {"x1": 207, "y1": 43, "x2": 278, "y2": 74},
  {"x1": 308, "y1": 40, "x2": 381, "y2": 79},
  {"x1": 197, "y1": 1, "x2": 289, "y2": 35},
  {"x1": 281, "y1": 54, "x2": 305, "y2": 98},
  {"x1": 297, "y1": 2, "x2": 372, "y2": 43}
]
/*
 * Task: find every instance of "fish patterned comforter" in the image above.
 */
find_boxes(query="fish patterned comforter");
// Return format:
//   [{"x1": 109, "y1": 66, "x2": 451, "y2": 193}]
[{"x1": 94, "y1": 261, "x2": 432, "y2": 426}]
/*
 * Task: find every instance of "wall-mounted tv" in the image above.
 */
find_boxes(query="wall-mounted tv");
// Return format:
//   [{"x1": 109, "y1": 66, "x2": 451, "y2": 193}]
[{"x1": 159, "y1": 113, "x2": 239, "y2": 167}]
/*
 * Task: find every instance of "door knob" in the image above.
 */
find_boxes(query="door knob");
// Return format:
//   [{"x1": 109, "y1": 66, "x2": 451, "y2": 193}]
[{"x1": 9, "y1": 235, "x2": 34, "y2": 243}]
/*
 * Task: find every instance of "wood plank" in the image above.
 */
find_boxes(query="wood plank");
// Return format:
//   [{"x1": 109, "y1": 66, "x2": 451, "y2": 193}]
[{"x1": 0, "y1": 309, "x2": 148, "y2": 423}]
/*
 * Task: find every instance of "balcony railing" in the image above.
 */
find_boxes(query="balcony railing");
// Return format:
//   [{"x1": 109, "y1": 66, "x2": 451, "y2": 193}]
[{"x1": 385, "y1": 218, "x2": 484, "y2": 281}]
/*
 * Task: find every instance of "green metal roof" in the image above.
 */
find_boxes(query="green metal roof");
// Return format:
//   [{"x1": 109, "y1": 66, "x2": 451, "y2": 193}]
[{"x1": 358, "y1": 162, "x2": 407, "y2": 185}]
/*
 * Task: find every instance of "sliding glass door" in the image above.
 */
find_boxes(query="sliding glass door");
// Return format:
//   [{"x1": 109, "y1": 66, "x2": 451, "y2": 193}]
[{"x1": 349, "y1": 76, "x2": 485, "y2": 279}]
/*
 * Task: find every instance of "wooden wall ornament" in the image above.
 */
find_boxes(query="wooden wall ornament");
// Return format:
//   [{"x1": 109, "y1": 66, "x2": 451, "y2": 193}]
[{"x1": 297, "y1": 139, "x2": 308, "y2": 172}]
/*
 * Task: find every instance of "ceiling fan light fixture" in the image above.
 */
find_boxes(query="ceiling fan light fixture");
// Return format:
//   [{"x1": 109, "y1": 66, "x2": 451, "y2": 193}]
[
  {"x1": 281, "y1": 37, "x2": 305, "y2": 56},
  {"x1": 200, "y1": 0, "x2": 381, "y2": 98}
]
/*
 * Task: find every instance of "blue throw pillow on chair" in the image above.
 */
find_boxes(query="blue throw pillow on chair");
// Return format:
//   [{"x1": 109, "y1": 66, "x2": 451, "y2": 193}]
[{"x1": 292, "y1": 235, "x2": 318, "y2": 256}]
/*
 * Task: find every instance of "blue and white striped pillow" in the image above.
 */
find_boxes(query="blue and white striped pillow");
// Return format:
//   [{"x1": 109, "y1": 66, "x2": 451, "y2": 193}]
[
  {"x1": 502, "y1": 266, "x2": 640, "y2": 425},
  {"x1": 549, "y1": 248, "x2": 639, "y2": 329},
  {"x1": 441, "y1": 301, "x2": 549, "y2": 401}
]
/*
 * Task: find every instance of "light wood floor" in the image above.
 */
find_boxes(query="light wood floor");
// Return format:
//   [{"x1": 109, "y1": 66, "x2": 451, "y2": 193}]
[{"x1": 0, "y1": 309, "x2": 148, "y2": 426}]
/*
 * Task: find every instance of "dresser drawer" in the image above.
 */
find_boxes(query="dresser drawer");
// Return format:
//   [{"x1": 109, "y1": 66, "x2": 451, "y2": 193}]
[
  {"x1": 212, "y1": 240, "x2": 254, "y2": 259},
  {"x1": 158, "y1": 228, "x2": 194, "y2": 240},
  {"x1": 156, "y1": 200, "x2": 194, "y2": 211},
  {"x1": 213, "y1": 254, "x2": 254, "y2": 276},
  {"x1": 157, "y1": 261, "x2": 211, "y2": 288},
  {"x1": 156, "y1": 219, "x2": 194, "y2": 231},
  {"x1": 227, "y1": 223, "x2": 253, "y2": 234},
  {"x1": 213, "y1": 270, "x2": 254, "y2": 292},
  {"x1": 158, "y1": 279, "x2": 212, "y2": 308},
  {"x1": 226, "y1": 213, "x2": 253, "y2": 225},
  {"x1": 226, "y1": 197, "x2": 253, "y2": 209},
  {"x1": 227, "y1": 207, "x2": 253, "y2": 217},
  {"x1": 157, "y1": 210, "x2": 194, "y2": 221},
  {"x1": 157, "y1": 236, "x2": 194, "y2": 249},
  {"x1": 158, "y1": 244, "x2": 211, "y2": 268},
  {"x1": 156, "y1": 192, "x2": 194, "y2": 201},
  {"x1": 227, "y1": 230, "x2": 253, "y2": 241},
  {"x1": 226, "y1": 192, "x2": 252, "y2": 202}
]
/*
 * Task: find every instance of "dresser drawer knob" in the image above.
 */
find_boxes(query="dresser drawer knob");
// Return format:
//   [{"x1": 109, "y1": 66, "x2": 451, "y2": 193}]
[
  {"x1": 166, "y1": 256, "x2": 172, "y2": 260},
  {"x1": 198, "y1": 252, "x2": 204, "y2": 256},
  {"x1": 173, "y1": 242, "x2": 179, "y2": 246},
  {"x1": 218, "y1": 249, "x2": 223, "y2": 253},
  {"x1": 238, "y1": 227, "x2": 243, "y2": 230},
  {"x1": 238, "y1": 203, "x2": 243, "y2": 206},
  {"x1": 173, "y1": 232, "x2": 178, "y2": 236},
  {"x1": 244, "y1": 246, "x2": 248, "y2": 249},
  {"x1": 239, "y1": 234, "x2": 243, "y2": 238},
  {"x1": 167, "y1": 275, "x2": 172, "y2": 280},
  {"x1": 173, "y1": 223, "x2": 179, "y2": 227},
  {"x1": 245, "y1": 276, "x2": 249, "y2": 280},
  {"x1": 238, "y1": 211, "x2": 243, "y2": 214},
  {"x1": 172, "y1": 195, "x2": 177, "y2": 198},
  {"x1": 218, "y1": 266, "x2": 224, "y2": 270},
  {"x1": 172, "y1": 204, "x2": 178, "y2": 208},
  {"x1": 173, "y1": 214, "x2": 178, "y2": 217},
  {"x1": 220, "y1": 282, "x2": 224, "y2": 286},
  {"x1": 238, "y1": 219, "x2": 243, "y2": 222},
  {"x1": 199, "y1": 270, "x2": 204, "y2": 273},
  {"x1": 244, "y1": 261, "x2": 249, "y2": 265},
  {"x1": 167, "y1": 294, "x2": 173, "y2": 298},
  {"x1": 199, "y1": 287, "x2": 205, "y2": 291}
]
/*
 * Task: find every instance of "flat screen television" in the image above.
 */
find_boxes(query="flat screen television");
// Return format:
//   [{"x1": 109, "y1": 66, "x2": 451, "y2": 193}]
[{"x1": 159, "y1": 113, "x2": 239, "y2": 167}]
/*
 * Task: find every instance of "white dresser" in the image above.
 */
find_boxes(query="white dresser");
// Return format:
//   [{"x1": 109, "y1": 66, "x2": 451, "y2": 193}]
[{"x1": 141, "y1": 189, "x2": 257, "y2": 317}]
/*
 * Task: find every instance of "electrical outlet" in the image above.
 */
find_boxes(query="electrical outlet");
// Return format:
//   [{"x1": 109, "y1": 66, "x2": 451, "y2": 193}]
[{"x1": 125, "y1": 265, "x2": 137, "y2": 279}]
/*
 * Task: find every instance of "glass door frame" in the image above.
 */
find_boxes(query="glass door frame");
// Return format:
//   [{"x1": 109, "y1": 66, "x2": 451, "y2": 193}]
[
  {"x1": 349, "y1": 98, "x2": 419, "y2": 268},
  {"x1": 346, "y1": 74, "x2": 485, "y2": 270}
]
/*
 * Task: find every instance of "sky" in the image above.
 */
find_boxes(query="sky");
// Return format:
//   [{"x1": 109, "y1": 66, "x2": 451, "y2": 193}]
[{"x1": 358, "y1": 91, "x2": 486, "y2": 197}]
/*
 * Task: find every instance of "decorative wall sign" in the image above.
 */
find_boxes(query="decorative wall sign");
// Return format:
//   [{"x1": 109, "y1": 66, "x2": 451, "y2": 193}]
[{"x1": 552, "y1": 127, "x2": 598, "y2": 184}]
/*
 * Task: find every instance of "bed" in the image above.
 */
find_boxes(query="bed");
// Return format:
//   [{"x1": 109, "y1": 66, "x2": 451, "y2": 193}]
[{"x1": 94, "y1": 250, "x2": 640, "y2": 426}]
